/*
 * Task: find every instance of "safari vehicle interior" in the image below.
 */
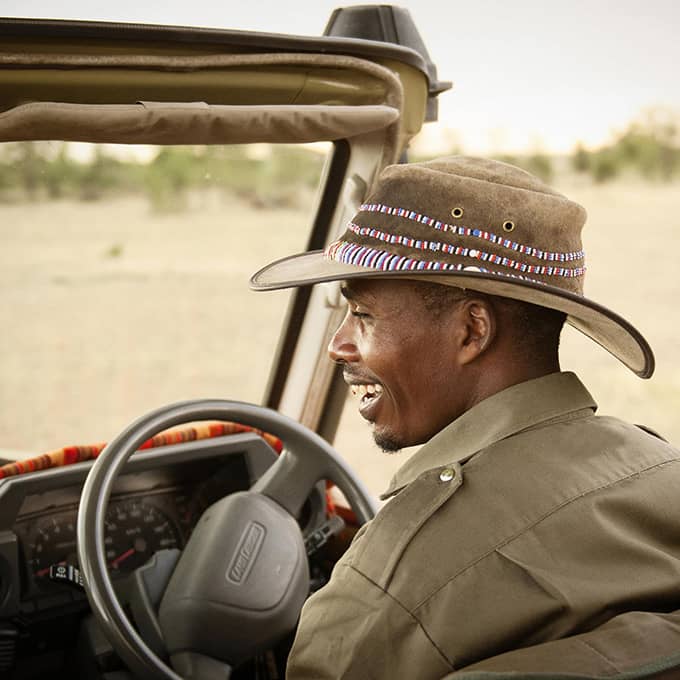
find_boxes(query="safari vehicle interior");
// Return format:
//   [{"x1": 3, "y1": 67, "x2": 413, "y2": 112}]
[{"x1": 1, "y1": 5, "x2": 679, "y2": 680}]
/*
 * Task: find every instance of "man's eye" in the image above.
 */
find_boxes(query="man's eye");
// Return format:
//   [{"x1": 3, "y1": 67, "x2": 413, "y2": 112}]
[{"x1": 350, "y1": 310, "x2": 370, "y2": 319}]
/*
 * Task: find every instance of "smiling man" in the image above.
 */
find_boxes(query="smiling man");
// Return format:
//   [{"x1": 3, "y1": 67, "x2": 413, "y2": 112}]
[
  {"x1": 336, "y1": 279, "x2": 475, "y2": 451},
  {"x1": 251, "y1": 157, "x2": 680, "y2": 678},
  {"x1": 331, "y1": 278, "x2": 565, "y2": 453}
]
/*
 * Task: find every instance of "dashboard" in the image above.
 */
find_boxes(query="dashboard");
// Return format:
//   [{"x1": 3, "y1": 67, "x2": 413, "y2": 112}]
[
  {"x1": 0, "y1": 433, "x2": 326, "y2": 678},
  {"x1": 13, "y1": 454, "x2": 250, "y2": 613}
]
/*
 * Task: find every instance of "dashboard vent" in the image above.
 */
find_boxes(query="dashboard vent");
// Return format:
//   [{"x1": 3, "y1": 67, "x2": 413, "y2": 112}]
[{"x1": 0, "y1": 624, "x2": 18, "y2": 673}]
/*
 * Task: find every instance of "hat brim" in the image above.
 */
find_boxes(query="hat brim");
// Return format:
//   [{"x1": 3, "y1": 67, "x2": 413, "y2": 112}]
[{"x1": 250, "y1": 250, "x2": 655, "y2": 379}]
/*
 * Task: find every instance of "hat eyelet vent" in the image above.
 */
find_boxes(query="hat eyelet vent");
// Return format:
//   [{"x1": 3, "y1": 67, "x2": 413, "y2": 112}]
[
  {"x1": 502, "y1": 220, "x2": 515, "y2": 232},
  {"x1": 451, "y1": 207, "x2": 464, "y2": 219}
]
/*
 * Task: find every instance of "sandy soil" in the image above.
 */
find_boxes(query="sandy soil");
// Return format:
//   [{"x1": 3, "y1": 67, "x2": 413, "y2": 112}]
[
  {"x1": 0, "y1": 194, "x2": 308, "y2": 453},
  {"x1": 2, "y1": 180, "x2": 679, "y2": 497}
]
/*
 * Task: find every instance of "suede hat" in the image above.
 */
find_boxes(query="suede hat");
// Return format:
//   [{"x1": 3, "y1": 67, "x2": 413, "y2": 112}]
[{"x1": 251, "y1": 156, "x2": 654, "y2": 378}]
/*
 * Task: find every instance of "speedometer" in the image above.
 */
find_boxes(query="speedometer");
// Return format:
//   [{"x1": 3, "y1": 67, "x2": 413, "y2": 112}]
[
  {"x1": 28, "y1": 511, "x2": 78, "y2": 590},
  {"x1": 104, "y1": 499, "x2": 182, "y2": 574},
  {"x1": 25, "y1": 498, "x2": 183, "y2": 594}
]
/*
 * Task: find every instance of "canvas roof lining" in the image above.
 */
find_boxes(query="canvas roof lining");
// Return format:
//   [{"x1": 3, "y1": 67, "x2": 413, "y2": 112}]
[
  {"x1": 0, "y1": 102, "x2": 400, "y2": 145},
  {"x1": 0, "y1": 51, "x2": 398, "y2": 85},
  {"x1": 0, "y1": 52, "x2": 403, "y2": 155}
]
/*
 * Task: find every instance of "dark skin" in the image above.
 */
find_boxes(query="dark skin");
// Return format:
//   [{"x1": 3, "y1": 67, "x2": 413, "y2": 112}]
[{"x1": 328, "y1": 278, "x2": 560, "y2": 451}]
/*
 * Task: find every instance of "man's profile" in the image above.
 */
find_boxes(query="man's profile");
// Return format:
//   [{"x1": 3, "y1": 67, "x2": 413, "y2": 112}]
[{"x1": 251, "y1": 157, "x2": 680, "y2": 678}]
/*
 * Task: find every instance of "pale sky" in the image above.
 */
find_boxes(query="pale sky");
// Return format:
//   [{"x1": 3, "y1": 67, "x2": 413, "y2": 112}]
[{"x1": 2, "y1": 0, "x2": 679, "y2": 154}]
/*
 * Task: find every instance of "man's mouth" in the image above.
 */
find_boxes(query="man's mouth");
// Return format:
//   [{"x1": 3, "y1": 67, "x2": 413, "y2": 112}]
[{"x1": 349, "y1": 382, "x2": 384, "y2": 419}]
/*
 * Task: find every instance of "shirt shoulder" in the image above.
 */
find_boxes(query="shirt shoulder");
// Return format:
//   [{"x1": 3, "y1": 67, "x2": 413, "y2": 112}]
[
  {"x1": 356, "y1": 413, "x2": 680, "y2": 588},
  {"x1": 345, "y1": 414, "x2": 680, "y2": 666}
]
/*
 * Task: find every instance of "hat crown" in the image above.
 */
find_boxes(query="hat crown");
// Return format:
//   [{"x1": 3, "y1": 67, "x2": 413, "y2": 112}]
[
  {"x1": 417, "y1": 156, "x2": 566, "y2": 197},
  {"x1": 325, "y1": 155, "x2": 587, "y2": 295}
]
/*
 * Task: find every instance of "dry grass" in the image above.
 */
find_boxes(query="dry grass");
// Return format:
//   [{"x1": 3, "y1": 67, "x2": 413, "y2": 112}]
[
  {"x1": 0, "y1": 194, "x2": 308, "y2": 454},
  {"x1": 557, "y1": 178, "x2": 680, "y2": 435},
  {"x1": 1, "y1": 180, "x2": 679, "y2": 497}
]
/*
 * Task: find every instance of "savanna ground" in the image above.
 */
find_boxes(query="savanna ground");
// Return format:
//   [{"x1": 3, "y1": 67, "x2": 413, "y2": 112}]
[{"x1": 1, "y1": 176, "x2": 679, "y2": 498}]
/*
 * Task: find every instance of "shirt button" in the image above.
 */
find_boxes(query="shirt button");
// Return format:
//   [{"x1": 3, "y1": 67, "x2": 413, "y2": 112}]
[{"x1": 439, "y1": 468, "x2": 456, "y2": 482}]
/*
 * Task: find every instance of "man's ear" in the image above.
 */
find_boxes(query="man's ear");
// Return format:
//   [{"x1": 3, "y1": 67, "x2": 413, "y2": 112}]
[{"x1": 456, "y1": 298, "x2": 496, "y2": 365}]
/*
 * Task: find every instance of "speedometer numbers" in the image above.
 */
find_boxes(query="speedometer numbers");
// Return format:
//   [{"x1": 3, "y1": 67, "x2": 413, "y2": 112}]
[{"x1": 104, "y1": 500, "x2": 181, "y2": 574}]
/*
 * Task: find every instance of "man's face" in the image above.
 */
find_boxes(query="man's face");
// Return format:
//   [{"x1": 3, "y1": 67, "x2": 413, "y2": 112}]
[{"x1": 328, "y1": 279, "x2": 468, "y2": 451}]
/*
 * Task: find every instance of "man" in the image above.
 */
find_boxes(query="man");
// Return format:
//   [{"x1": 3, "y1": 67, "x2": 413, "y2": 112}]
[{"x1": 251, "y1": 157, "x2": 680, "y2": 678}]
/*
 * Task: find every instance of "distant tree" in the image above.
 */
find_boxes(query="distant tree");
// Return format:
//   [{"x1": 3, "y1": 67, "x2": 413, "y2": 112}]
[
  {"x1": 586, "y1": 109, "x2": 680, "y2": 182},
  {"x1": 590, "y1": 148, "x2": 621, "y2": 183},
  {"x1": 493, "y1": 153, "x2": 553, "y2": 183},
  {"x1": 43, "y1": 145, "x2": 82, "y2": 199},
  {"x1": 15, "y1": 142, "x2": 45, "y2": 199},
  {"x1": 189, "y1": 144, "x2": 325, "y2": 209},
  {"x1": 525, "y1": 153, "x2": 553, "y2": 183},
  {"x1": 572, "y1": 143, "x2": 590, "y2": 173},
  {"x1": 259, "y1": 146, "x2": 324, "y2": 208},
  {"x1": 0, "y1": 156, "x2": 19, "y2": 198},
  {"x1": 145, "y1": 147, "x2": 197, "y2": 211},
  {"x1": 617, "y1": 119, "x2": 679, "y2": 181},
  {"x1": 79, "y1": 148, "x2": 128, "y2": 201},
  {"x1": 495, "y1": 154, "x2": 518, "y2": 167}
]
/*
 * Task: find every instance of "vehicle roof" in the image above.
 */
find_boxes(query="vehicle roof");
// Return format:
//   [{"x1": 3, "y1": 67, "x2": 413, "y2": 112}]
[{"x1": 0, "y1": 17, "x2": 449, "y2": 98}]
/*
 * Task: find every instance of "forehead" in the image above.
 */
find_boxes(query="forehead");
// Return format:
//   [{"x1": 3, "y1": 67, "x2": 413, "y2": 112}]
[
  {"x1": 340, "y1": 279, "x2": 445, "y2": 322},
  {"x1": 341, "y1": 278, "x2": 415, "y2": 304}
]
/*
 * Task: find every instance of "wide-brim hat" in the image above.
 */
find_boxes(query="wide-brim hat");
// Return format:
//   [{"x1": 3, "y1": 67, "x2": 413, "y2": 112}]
[{"x1": 250, "y1": 156, "x2": 654, "y2": 378}]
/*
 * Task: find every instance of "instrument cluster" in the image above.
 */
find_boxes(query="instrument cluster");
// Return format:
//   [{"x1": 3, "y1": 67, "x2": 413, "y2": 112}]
[
  {"x1": 12, "y1": 452, "x2": 252, "y2": 609},
  {"x1": 22, "y1": 494, "x2": 183, "y2": 591}
]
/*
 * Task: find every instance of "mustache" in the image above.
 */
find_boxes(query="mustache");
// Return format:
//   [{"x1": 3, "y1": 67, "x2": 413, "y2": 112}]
[{"x1": 342, "y1": 367, "x2": 381, "y2": 385}]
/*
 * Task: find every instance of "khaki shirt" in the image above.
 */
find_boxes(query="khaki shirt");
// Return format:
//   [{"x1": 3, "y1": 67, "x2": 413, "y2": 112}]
[{"x1": 287, "y1": 372, "x2": 680, "y2": 679}]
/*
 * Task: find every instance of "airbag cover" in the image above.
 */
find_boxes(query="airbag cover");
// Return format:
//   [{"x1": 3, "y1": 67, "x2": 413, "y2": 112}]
[{"x1": 158, "y1": 491, "x2": 308, "y2": 665}]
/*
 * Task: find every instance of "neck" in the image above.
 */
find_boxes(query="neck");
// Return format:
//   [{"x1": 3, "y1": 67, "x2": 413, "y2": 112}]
[{"x1": 464, "y1": 355, "x2": 561, "y2": 413}]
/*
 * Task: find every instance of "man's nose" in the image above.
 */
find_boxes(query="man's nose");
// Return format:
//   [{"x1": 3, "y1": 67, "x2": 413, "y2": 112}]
[{"x1": 327, "y1": 315, "x2": 359, "y2": 364}]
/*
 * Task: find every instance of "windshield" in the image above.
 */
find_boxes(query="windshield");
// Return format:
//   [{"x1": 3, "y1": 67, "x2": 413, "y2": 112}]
[{"x1": 0, "y1": 141, "x2": 329, "y2": 456}]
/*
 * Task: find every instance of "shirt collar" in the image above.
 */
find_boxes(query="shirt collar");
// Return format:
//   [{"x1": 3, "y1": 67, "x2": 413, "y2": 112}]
[{"x1": 380, "y1": 371, "x2": 597, "y2": 500}]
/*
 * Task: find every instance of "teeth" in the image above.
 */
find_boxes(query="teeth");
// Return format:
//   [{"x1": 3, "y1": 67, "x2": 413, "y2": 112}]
[{"x1": 350, "y1": 383, "x2": 383, "y2": 398}]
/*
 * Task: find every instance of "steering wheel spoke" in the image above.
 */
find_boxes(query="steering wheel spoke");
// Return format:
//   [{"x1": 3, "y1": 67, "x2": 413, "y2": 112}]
[{"x1": 251, "y1": 449, "x2": 326, "y2": 516}]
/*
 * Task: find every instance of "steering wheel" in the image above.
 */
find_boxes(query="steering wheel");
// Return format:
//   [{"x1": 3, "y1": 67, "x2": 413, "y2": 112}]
[{"x1": 76, "y1": 399, "x2": 377, "y2": 679}]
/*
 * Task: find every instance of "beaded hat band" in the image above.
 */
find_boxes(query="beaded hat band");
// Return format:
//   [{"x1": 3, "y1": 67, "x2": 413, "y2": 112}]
[{"x1": 251, "y1": 156, "x2": 654, "y2": 378}]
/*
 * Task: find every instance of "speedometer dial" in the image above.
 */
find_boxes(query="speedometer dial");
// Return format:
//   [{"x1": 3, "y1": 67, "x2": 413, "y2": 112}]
[
  {"x1": 28, "y1": 512, "x2": 78, "y2": 589},
  {"x1": 25, "y1": 497, "x2": 184, "y2": 593},
  {"x1": 104, "y1": 499, "x2": 181, "y2": 574}
]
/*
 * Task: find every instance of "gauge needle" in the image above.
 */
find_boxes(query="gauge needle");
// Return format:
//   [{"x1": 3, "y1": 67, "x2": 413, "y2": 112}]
[{"x1": 109, "y1": 548, "x2": 135, "y2": 568}]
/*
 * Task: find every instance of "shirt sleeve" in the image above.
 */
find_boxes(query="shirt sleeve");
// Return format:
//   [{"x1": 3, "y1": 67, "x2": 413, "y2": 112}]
[{"x1": 286, "y1": 561, "x2": 453, "y2": 680}]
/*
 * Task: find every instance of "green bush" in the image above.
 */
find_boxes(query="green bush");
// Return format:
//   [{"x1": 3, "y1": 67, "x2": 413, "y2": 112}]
[
  {"x1": 616, "y1": 125, "x2": 679, "y2": 180},
  {"x1": 525, "y1": 153, "x2": 553, "y2": 183},
  {"x1": 143, "y1": 144, "x2": 324, "y2": 211},
  {"x1": 0, "y1": 141, "x2": 325, "y2": 208},
  {"x1": 590, "y1": 148, "x2": 621, "y2": 183},
  {"x1": 0, "y1": 142, "x2": 147, "y2": 202},
  {"x1": 42, "y1": 147, "x2": 83, "y2": 199},
  {"x1": 144, "y1": 147, "x2": 197, "y2": 211},
  {"x1": 572, "y1": 143, "x2": 590, "y2": 173},
  {"x1": 492, "y1": 153, "x2": 553, "y2": 183},
  {"x1": 575, "y1": 110, "x2": 680, "y2": 183}
]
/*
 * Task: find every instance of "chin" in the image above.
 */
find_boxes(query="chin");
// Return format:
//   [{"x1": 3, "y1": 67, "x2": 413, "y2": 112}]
[
  {"x1": 373, "y1": 429, "x2": 405, "y2": 453},
  {"x1": 373, "y1": 422, "x2": 441, "y2": 452}
]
